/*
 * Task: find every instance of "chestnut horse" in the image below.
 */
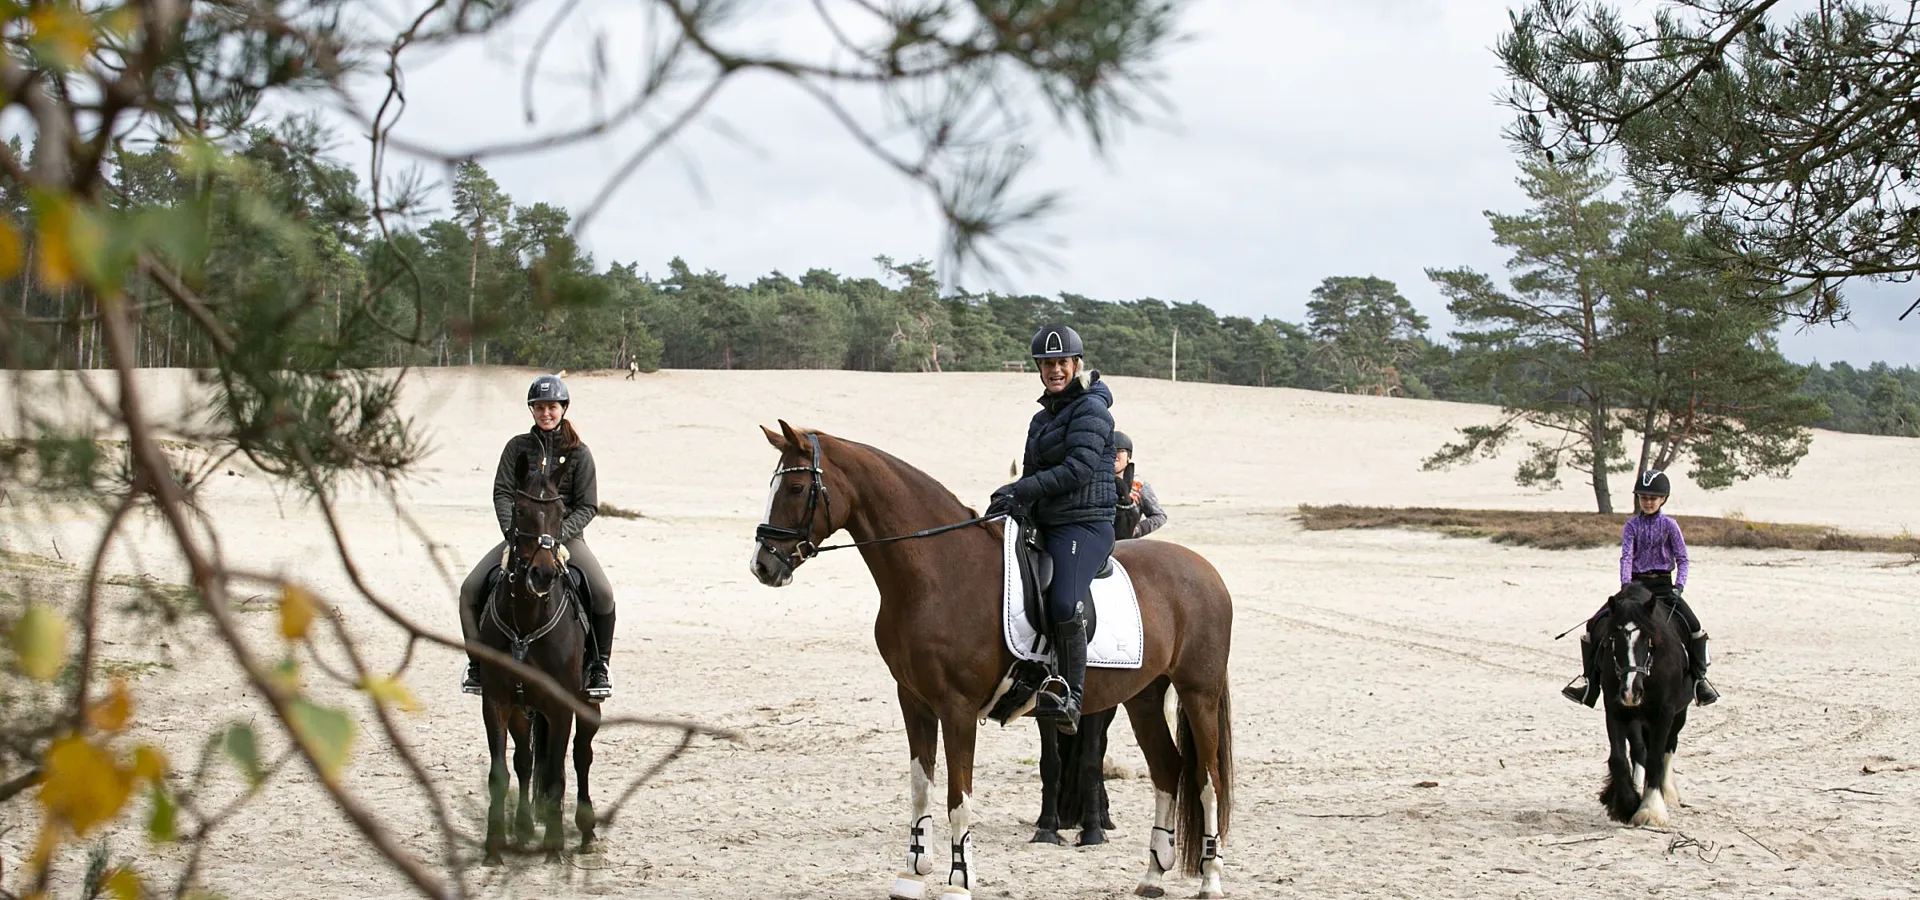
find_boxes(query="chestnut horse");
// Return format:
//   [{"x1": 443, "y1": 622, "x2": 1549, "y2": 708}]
[{"x1": 749, "y1": 422, "x2": 1234, "y2": 899}]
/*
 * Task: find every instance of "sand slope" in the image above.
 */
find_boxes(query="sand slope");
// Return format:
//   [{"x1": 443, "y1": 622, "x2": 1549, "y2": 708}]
[{"x1": 4, "y1": 367, "x2": 1919, "y2": 899}]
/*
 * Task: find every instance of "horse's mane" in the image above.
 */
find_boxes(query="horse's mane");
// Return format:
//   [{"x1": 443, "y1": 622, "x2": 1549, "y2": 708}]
[
  {"x1": 812, "y1": 430, "x2": 1005, "y2": 539},
  {"x1": 1609, "y1": 582, "x2": 1681, "y2": 635}
]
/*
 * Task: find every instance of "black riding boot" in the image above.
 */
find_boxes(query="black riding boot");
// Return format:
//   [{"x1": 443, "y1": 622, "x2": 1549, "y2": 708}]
[
  {"x1": 1035, "y1": 618, "x2": 1088, "y2": 735},
  {"x1": 1687, "y1": 633, "x2": 1719, "y2": 707},
  {"x1": 1560, "y1": 635, "x2": 1599, "y2": 708},
  {"x1": 584, "y1": 609, "x2": 615, "y2": 700},
  {"x1": 461, "y1": 588, "x2": 490, "y2": 696}
]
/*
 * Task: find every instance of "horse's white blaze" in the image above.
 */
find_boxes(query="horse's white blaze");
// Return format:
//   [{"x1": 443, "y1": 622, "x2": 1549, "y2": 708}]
[
  {"x1": 905, "y1": 761, "x2": 934, "y2": 877},
  {"x1": 943, "y1": 792, "x2": 974, "y2": 898},
  {"x1": 1620, "y1": 623, "x2": 1643, "y2": 706},
  {"x1": 1137, "y1": 789, "x2": 1176, "y2": 895},
  {"x1": 1199, "y1": 777, "x2": 1225, "y2": 898},
  {"x1": 749, "y1": 475, "x2": 783, "y2": 580}
]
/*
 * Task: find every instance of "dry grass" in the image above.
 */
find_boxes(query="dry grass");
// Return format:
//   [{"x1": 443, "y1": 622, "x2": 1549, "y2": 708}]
[
  {"x1": 598, "y1": 501, "x2": 644, "y2": 520},
  {"x1": 1297, "y1": 505, "x2": 1920, "y2": 555}
]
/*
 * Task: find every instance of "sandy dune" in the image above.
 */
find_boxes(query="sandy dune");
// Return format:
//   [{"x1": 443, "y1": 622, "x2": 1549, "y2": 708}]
[{"x1": 4, "y1": 367, "x2": 1920, "y2": 899}]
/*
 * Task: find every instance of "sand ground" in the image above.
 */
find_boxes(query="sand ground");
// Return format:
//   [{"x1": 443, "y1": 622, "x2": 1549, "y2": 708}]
[{"x1": 4, "y1": 367, "x2": 1920, "y2": 899}]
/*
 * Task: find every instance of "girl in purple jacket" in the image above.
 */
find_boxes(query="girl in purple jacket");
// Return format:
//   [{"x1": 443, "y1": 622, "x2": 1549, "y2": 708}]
[{"x1": 1562, "y1": 470, "x2": 1720, "y2": 708}]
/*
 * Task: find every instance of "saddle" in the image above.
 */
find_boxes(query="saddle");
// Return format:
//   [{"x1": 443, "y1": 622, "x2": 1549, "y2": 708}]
[{"x1": 1014, "y1": 521, "x2": 1103, "y2": 642}]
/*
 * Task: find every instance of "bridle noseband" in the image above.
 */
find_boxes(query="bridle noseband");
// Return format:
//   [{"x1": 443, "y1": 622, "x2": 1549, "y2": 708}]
[{"x1": 756, "y1": 434, "x2": 832, "y2": 567}]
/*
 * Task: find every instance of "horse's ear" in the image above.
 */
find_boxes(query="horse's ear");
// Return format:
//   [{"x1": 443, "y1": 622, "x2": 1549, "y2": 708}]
[
  {"x1": 778, "y1": 419, "x2": 804, "y2": 449},
  {"x1": 761, "y1": 425, "x2": 789, "y2": 451}
]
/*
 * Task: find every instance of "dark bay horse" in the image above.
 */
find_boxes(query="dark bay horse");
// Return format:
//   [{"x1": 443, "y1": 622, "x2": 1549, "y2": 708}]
[
  {"x1": 1595, "y1": 582, "x2": 1691, "y2": 826},
  {"x1": 750, "y1": 422, "x2": 1234, "y2": 899},
  {"x1": 474, "y1": 457, "x2": 602, "y2": 863},
  {"x1": 1033, "y1": 708, "x2": 1118, "y2": 846}
]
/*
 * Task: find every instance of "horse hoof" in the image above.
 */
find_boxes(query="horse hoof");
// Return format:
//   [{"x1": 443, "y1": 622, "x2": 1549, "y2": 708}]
[
  {"x1": 1196, "y1": 892, "x2": 1227, "y2": 899},
  {"x1": 938, "y1": 888, "x2": 971, "y2": 900},
  {"x1": 482, "y1": 854, "x2": 504, "y2": 868},
  {"x1": 577, "y1": 838, "x2": 599, "y2": 854},
  {"x1": 889, "y1": 875, "x2": 926, "y2": 900},
  {"x1": 1076, "y1": 828, "x2": 1107, "y2": 847},
  {"x1": 1133, "y1": 887, "x2": 1165, "y2": 899},
  {"x1": 1030, "y1": 829, "x2": 1065, "y2": 845}
]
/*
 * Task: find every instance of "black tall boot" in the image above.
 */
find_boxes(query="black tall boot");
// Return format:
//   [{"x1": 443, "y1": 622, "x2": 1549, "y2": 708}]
[
  {"x1": 585, "y1": 609, "x2": 615, "y2": 700},
  {"x1": 1035, "y1": 617, "x2": 1087, "y2": 735},
  {"x1": 461, "y1": 585, "x2": 490, "y2": 696},
  {"x1": 1560, "y1": 635, "x2": 1599, "y2": 708},
  {"x1": 1687, "y1": 633, "x2": 1719, "y2": 707}
]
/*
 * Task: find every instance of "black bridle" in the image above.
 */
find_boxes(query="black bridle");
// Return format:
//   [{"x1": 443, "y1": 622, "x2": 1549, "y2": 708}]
[
  {"x1": 754, "y1": 433, "x2": 998, "y2": 569},
  {"x1": 488, "y1": 487, "x2": 571, "y2": 664}
]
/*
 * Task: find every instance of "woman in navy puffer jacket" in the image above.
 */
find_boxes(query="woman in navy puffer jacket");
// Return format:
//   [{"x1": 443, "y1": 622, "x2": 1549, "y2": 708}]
[{"x1": 989, "y1": 323, "x2": 1115, "y2": 735}]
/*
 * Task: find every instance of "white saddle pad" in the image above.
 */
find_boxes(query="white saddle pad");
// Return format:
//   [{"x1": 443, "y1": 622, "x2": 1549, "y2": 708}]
[{"x1": 1002, "y1": 520, "x2": 1144, "y2": 669}]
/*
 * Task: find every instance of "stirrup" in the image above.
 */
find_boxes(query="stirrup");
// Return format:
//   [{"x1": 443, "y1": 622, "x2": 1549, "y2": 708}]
[
  {"x1": 1693, "y1": 677, "x2": 1719, "y2": 707},
  {"x1": 584, "y1": 660, "x2": 613, "y2": 700},
  {"x1": 1560, "y1": 677, "x2": 1594, "y2": 708}
]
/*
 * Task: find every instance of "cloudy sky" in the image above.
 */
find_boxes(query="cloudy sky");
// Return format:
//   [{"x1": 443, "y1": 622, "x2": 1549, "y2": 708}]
[{"x1": 348, "y1": 0, "x2": 1919, "y2": 366}]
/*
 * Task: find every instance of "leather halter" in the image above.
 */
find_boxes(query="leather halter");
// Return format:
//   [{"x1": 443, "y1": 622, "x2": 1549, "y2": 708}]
[{"x1": 755, "y1": 434, "x2": 833, "y2": 566}]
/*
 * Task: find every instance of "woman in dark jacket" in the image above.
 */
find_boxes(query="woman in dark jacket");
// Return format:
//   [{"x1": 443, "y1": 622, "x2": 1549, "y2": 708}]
[
  {"x1": 459, "y1": 374, "x2": 618, "y2": 699},
  {"x1": 989, "y1": 323, "x2": 1116, "y2": 734}
]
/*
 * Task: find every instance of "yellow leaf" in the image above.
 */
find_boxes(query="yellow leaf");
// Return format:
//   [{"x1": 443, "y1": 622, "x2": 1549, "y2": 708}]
[
  {"x1": 105, "y1": 868, "x2": 141, "y2": 900},
  {"x1": 289, "y1": 699, "x2": 355, "y2": 780},
  {"x1": 38, "y1": 735, "x2": 133, "y2": 836},
  {"x1": 360, "y1": 675, "x2": 422, "y2": 713},
  {"x1": 132, "y1": 744, "x2": 168, "y2": 782},
  {"x1": 32, "y1": 194, "x2": 104, "y2": 290},
  {"x1": 10, "y1": 603, "x2": 69, "y2": 681},
  {"x1": 278, "y1": 584, "x2": 316, "y2": 641},
  {"x1": 102, "y1": 6, "x2": 139, "y2": 40},
  {"x1": 28, "y1": 4, "x2": 94, "y2": 69},
  {"x1": 88, "y1": 680, "x2": 133, "y2": 733},
  {"x1": 0, "y1": 220, "x2": 21, "y2": 280}
]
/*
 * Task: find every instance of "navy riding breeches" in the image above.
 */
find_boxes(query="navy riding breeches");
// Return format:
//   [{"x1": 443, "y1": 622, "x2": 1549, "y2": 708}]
[{"x1": 1042, "y1": 520, "x2": 1115, "y2": 626}]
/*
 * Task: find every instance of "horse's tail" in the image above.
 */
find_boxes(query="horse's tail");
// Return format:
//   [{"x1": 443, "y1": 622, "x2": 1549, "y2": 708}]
[{"x1": 1175, "y1": 681, "x2": 1234, "y2": 877}]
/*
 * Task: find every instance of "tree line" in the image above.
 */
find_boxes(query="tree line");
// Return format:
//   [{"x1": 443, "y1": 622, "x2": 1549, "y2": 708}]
[{"x1": 5, "y1": 133, "x2": 1919, "y2": 516}]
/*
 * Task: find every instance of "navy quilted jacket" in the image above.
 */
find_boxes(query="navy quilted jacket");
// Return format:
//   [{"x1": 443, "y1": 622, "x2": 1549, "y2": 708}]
[{"x1": 1014, "y1": 372, "x2": 1117, "y2": 526}]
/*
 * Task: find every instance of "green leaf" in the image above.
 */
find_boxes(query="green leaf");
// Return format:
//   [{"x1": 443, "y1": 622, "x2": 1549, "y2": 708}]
[
  {"x1": 147, "y1": 783, "x2": 177, "y2": 843},
  {"x1": 289, "y1": 699, "x2": 354, "y2": 779},
  {"x1": 223, "y1": 723, "x2": 263, "y2": 785},
  {"x1": 9, "y1": 602, "x2": 69, "y2": 680}
]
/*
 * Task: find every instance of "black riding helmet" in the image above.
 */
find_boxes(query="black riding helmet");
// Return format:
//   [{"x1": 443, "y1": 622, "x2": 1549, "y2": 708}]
[
  {"x1": 1113, "y1": 431, "x2": 1134, "y2": 455},
  {"x1": 1634, "y1": 469, "x2": 1671, "y2": 498},
  {"x1": 527, "y1": 374, "x2": 570, "y2": 408},
  {"x1": 1030, "y1": 324, "x2": 1085, "y2": 359}
]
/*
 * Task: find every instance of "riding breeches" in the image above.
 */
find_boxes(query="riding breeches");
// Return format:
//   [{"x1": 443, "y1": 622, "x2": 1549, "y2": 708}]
[
  {"x1": 459, "y1": 537, "x2": 615, "y2": 636},
  {"x1": 1042, "y1": 520, "x2": 1115, "y2": 626}
]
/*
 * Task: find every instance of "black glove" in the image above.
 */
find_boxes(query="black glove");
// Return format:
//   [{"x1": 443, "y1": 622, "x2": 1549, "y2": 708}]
[
  {"x1": 1672, "y1": 585, "x2": 1684, "y2": 597},
  {"x1": 986, "y1": 484, "x2": 1017, "y2": 519}
]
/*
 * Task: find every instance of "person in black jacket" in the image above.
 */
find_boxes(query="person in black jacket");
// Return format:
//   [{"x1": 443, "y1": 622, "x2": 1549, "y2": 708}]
[
  {"x1": 458, "y1": 374, "x2": 618, "y2": 699},
  {"x1": 988, "y1": 323, "x2": 1116, "y2": 735}
]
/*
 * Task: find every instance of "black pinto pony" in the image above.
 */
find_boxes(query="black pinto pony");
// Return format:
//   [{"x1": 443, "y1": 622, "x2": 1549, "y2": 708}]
[
  {"x1": 475, "y1": 456, "x2": 601, "y2": 863},
  {"x1": 1032, "y1": 709, "x2": 1119, "y2": 846},
  {"x1": 1595, "y1": 582, "x2": 1691, "y2": 826}
]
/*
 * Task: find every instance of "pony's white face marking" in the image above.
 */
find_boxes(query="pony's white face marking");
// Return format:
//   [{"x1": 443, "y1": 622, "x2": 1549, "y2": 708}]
[{"x1": 1619, "y1": 622, "x2": 1644, "y2": 707}]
